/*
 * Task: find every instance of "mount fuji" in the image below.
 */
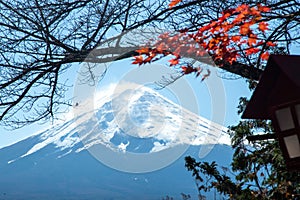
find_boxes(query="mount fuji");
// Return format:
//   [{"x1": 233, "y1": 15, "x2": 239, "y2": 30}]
[{"x1": 0, "y1": 83, "x2": 233, "y2": 200}]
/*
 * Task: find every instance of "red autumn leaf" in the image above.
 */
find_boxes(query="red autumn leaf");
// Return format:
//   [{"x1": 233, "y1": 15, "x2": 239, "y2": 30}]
[
  {"x1": 133, "y1": 2, "x2": 272, "y2": 76},
  {"x1": 235, "y1": 13, "x2": 246, "y2": 22},
  {"x1": 209, "y1": 21, "x2": 218, "y2": 28},
  {"x1": 169, "y1": 0, "x2": 181, "y2": 8},
  {"x1": 261, "y1": 52, "x2": 270, "y2": 60},
  {"x1": 266, "y1": 41, "x2": 276, "y2": 47},
  {"x1": 132, "y1": 55, "x2": 144, "y2": 65},
  {"x1": 258, "y1": 4, "x2": 271, "y2": 12},
  {"x1": 245, "y1": 48, "x2": 260, "y2": 55},
  {"x1": 250, "y1": 7, "x2": 261, "y2": 16},
  {"x1": 199, "y1": 24, "x2": 211, "y2": 32},
  {"x1": 218, "y1": 13, "x2": 231, "y2": 22},
  {"x1": 258, "y1": 22, "x2": 268, "y2": 32},
  {"x1": 168, "y1": 58, "x2": 179, "y2": 66},
  {"x1": 235, "y1": 4, "x2": 249, "y2": 12},
  {"x1": 136, "y1": 47, "x2": 150, "y2": 54},
  {"x1": 181, "y1": 66, "x2": 188, "y2": 74},
  {"x1": 231, "y1": 35, "x2": 241, "y2": 42},
  {"x1": 211, "y1": 25, "x2": 221, "y2": 33},
  {"x1": 248, "y1": 34, "x2": 257, "y2": 46},
  {"x1": 181, "y1": 65, "x2": 196, "y2": 74},
  {"x1": 240, "y1": 23, "x2": 251, "y2": 35},
  {"x1": 144, "y1": 55, "x2": 154, "y2": 63},
  {"x1": 257, "y1": 41, "x2": 264, "y2": 45},
  {"x1": 228, "y1": 56, "x2": 238, "y2": 64}
]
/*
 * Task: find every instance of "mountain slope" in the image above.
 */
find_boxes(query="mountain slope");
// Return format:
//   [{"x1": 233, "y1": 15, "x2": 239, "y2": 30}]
[
  {"x1": 0, "y1": 138, "x2": 233, "y2": 200},
  {"x1": 0, "y1": 84, "x2": 233, "y2": 199}
]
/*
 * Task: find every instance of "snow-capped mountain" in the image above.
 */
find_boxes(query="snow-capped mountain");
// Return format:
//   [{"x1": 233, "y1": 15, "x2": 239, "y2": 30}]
[{"x1": 0, "y1": 83, "x2": 233, "y2": 199}]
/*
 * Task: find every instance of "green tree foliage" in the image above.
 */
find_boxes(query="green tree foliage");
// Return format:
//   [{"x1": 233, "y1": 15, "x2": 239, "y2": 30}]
[{"x1": 185, "y1": 94, "x2": 300, "y2": 199}]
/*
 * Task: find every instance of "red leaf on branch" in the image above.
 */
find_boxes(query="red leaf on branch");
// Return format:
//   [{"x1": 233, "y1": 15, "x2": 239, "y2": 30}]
[
  {"x1": 231, "y1": 36, "x2": 241, "y2": 42},
  {"x1": 136, "y1": 47, "x2": 150, "y2": 54},
  {"x1": 132, "y1": 55, "x2": 144, "y2": 65},
  {"x1": 246, "y1": 48, "x2": 260, "y2": 55},
  {"x1": 250, "y1": 7, "x2": 261, "y2": 16},
  {"x1": 169, "y1": 0, "x2": 181, "y2": 8},
  {"x1": 258, "y1": 4, "x2": 271, "y2": 12},
  {"x1": 258, "y1": 22, "x2": 268, "y2": 32},
  {"x1": 144, "y1": 56, "x2": 154, "y2": 63},
  {"x1": 261, "y1": 52, "x2": 270, "y2": 60},
  {"x1": 240, "y1": 23, "x2": 251, "y2": 35},
  {"x1": 168, "y1": 58, "x2": 179, "y2": 66},
  {"x1": 235, "y1": 4, "x2": 249, "y2": 12},
  {"x1": 199, "y1": 25, "x2": 211, "y2": 32},
  {"x1": 133, "y1": 2, "x2": 272, "y2": 77},
  {"x1": 248, "y1": 35, "x2": 257, "y2": 46},
  {"x1": 181, "y1": 65, "x2": 196, "y2": 74},
  {"x1": 266, "y1": 41, "x2": 276, "y2": 47}
]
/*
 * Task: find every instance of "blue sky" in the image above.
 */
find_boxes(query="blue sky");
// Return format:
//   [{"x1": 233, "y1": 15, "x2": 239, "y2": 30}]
[
  {"x1": 0, "y1": 14, "x2": 298, "y2": 150},
  {"x1": 0, "y1": 57, "x2": 252, "y2": 148}
]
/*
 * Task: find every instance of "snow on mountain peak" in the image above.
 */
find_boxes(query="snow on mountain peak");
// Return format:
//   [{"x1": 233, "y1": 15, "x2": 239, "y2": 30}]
[{"x1": 9, "y1": 82, "x2": 230, "y2": 166}]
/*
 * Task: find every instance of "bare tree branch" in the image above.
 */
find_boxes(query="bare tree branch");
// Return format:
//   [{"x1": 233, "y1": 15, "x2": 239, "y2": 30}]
[{"x1": 0, "y1": 0, "x2": 299, "y2": 128}]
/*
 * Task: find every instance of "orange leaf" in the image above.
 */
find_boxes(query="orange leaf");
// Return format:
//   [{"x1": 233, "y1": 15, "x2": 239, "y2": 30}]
[
  {"x1": 257, "y1": 41, "x2": 264, "y2": 46},
  {"x1": 144, "y1": 56, "x2": 153, "y2": 63},
  {"x1": 218, "y1": 12, "x2": 231, "y2": 22},
  {"x1": 169, "y1": 58, "x2": 179, "y2": 66},
  {"x1": 169, "y1": 0, "x2": 181, "y2": 8},
  {"x1": 231, "y1": 36, "x2": 241, "y2": 42},
  {"x1": 261, "y1": 52, "x2": 270, "y2": 60},
  {"x1": 199, "y1": 25, "x2": 210, "y2": 32},
  {"x1": 132, "y1": 55, "x2": 144, "y2": 65},
  {"x1": 245, "y1": 48, "x2": 260, "y2": 55},
  {"x1": 240, "y1": 23, "x2": 251, "y2": 35},
  {"x1": 136, "y1": 47, "x2": 150, "y2": 54},
  {"x1": 235, "y1": 13, "x2": 246, "y2": 21},
  {"x1": 181, "y1": 65, "x2": 196, "y2": 74},
  {"x1": 266, "y1": 41, "x2": 276, "y2": 47},
  {"x1": 208, "y1": 41, "x2": 215, "y2": 49},
  {"x1": 258, "y1": 22, "x2": 268, "y2": 32},
  {"x1": 258, "y1": 5, "x2": 271, "y2": 12},
  {"x1": 228, "y1": 56, "x2": 237, "y2": 64},
  {"x1": 235, "y1": 4, "x2": 249, "y2": 12},
  {"x1": 250, "y1": 7, "x2": 260, "y2": 16},
  {"x1": 248, "y1": 35, "x2": 257, "y2": 46}
]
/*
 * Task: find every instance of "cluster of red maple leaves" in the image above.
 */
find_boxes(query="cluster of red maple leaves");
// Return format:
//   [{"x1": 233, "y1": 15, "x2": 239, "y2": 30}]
[{"x1": 132, "y1": 1, "x2": 275, "y2": 78}]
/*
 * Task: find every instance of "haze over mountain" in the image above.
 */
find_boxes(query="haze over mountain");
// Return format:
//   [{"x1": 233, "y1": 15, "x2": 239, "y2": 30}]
[{"x1": 0, "y1": 83, "x2": 233, "y2": 199}]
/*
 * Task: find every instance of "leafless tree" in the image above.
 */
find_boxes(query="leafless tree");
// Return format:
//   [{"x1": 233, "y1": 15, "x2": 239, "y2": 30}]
[
  {"x1": 0, "y1": 0, "x2": 299, "y2": 128},
  {"x1": 0, "y1": 0, "x2": 200, "y2": 128}
]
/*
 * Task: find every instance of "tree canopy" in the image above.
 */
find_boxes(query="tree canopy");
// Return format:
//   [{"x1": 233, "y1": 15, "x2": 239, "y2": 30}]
[
  {"x1": 185, "y1": 107, "x2": 300, "y2": 199},
  {"x1": 0, "y1": 0, "x2": 195, "y2": 127},
  {"x1": 148, "y1": 1, "x2": 300, "y2": 199},
  {"x1": 134, "y1": 1, "x2": 299, "y2": 79},
  {"x1": 0, "y1": 0, "x2": 299, "y2": 127},
  {"x1": 0, "y1": 0, "x2": 300, "y2": 198}
]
